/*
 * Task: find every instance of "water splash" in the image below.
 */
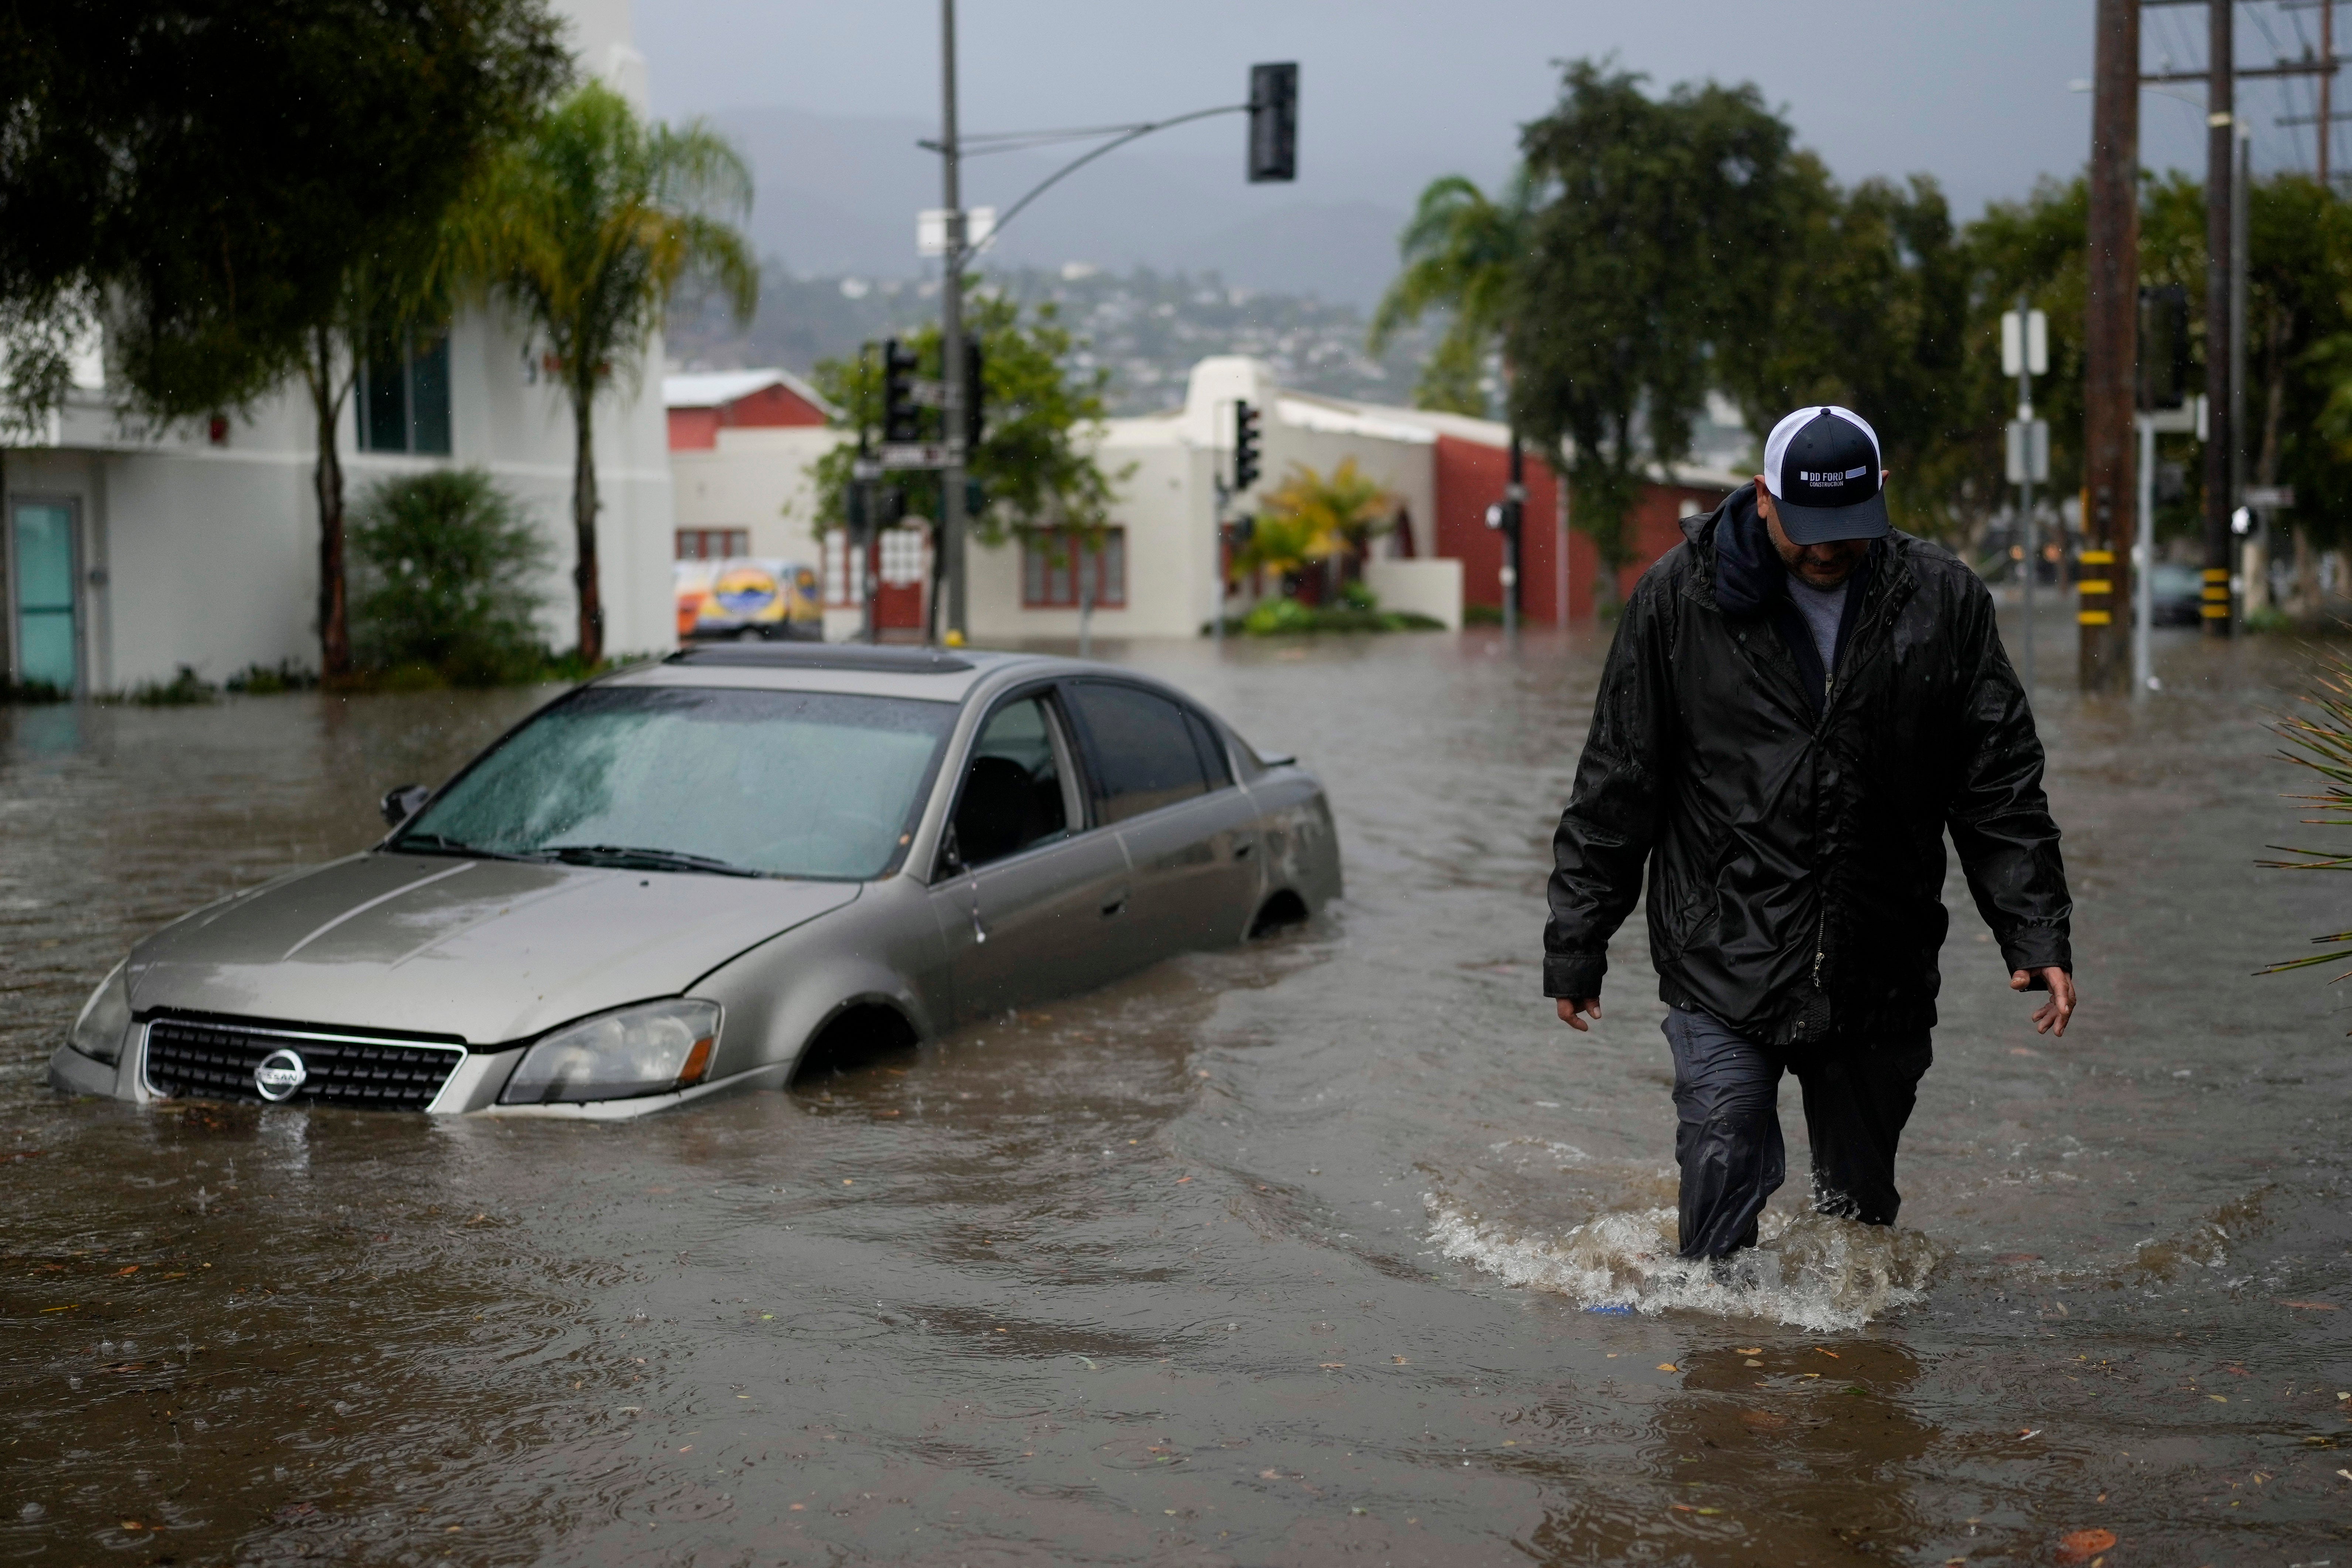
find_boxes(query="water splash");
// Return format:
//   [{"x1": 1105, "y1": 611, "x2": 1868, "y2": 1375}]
[{"x1": 1424, "y1": 1193, "x2": 1943, "y2": 1332}]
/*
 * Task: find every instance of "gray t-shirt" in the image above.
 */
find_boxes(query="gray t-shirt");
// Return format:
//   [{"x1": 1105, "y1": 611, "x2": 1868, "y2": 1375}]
[{"x1": 1785, "y1": 573, "x2": 1847, "y2": 682}]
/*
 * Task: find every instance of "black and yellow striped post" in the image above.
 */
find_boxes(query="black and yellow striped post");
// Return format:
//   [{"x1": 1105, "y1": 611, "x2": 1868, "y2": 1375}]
[
  {"x1": 2201, "y1": 566, "x2": 2232, "y2": 626},
  {"x1": 2077, "y1": 548, "x2": 2117, "y2": 653}
]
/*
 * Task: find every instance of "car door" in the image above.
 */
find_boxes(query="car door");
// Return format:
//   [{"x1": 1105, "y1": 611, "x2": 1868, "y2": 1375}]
[
  {"x1": 928, "y1": 686, "x2": 1133, "y2": 1024},
  {"x1": 1062, "y1": 679, "x2": 1265, "y2": 963}
]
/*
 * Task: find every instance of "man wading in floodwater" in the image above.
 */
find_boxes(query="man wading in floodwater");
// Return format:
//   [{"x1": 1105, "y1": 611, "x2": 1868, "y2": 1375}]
[{"x1": 1543, "y1": 405, "x2": 2076, "y2": 1265}]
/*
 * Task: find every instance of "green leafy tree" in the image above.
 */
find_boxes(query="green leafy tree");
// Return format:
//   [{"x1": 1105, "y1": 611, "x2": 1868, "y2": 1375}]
[
  {"x1": 807, "y1": 290, "x2": 1125, "y2": 638},
  {"x1": 464, "y1": 82, "x2": 756, "y2": 662},
  {"x1": 0, "y1": 0, "x2": 565, "y2": 689},
  {"x1": 348, "y1": 468, "x2": 548, "y2": 685},
  {"x1": 1369, "y1": 173, "x2": 1535, "y2": 416},
  {"x1": 1718, "y1": 171, "x2": 1972, "y2": 538},
  {"x1": 1506, "y1": 61, "x2": 1803, "y2": 608},
  {"x1": 0, "y1": 0, "x2": 567, "y2": 424}
]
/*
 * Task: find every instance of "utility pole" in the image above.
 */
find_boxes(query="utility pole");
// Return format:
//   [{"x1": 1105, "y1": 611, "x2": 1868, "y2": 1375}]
[
  {"x1": 936, "y1": 0, "x2": 968, "y2": 645},
  {"x1": 2202, "y1": 0, "x2": 2236, "y2": 637},
  {"x1": 2083, "y1": 0, "x2": 2141, "y2": 691}
]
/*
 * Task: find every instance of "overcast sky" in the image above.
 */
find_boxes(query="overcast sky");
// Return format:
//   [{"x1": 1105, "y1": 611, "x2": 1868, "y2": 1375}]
[{"x1": 634, "y1": 2, "x2": 2342, "y2": 206}]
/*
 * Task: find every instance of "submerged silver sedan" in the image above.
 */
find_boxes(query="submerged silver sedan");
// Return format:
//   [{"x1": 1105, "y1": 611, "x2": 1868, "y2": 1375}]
[{"x1": 50, "y1": 646, "x2": 1341, "y2": 1118}]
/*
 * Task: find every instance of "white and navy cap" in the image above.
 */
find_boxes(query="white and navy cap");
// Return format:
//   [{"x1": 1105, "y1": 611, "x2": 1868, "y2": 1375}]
[{"x1": 1762, "y1": 405, "x2": 1888, "y2": 543}]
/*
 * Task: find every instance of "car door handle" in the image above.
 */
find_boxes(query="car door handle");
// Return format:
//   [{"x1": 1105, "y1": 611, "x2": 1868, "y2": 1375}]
[
  {"x1": 1100, "y1": 887, "x2": 1128, "y2": 918},
  {"x1": 1233, "y1": 835, "x2": 1256, "y2": 860}
]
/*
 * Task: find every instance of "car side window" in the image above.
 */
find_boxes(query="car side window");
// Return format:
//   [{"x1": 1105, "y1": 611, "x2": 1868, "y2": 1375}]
[
  {"x1": 1184, "y1": 709, "x2": 1233, "y2": 790},
  {"x1": 1065, "y1": 682, "x2": 1209, "y2": 824},
  {"x1": 950, "y1": 695, "x2": 1072, "y2": 869}
]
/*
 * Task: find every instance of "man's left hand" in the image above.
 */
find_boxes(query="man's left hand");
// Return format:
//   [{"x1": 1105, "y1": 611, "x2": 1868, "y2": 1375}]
[{"x1": 2010, "y1": 967, "x2": 2076, "y2": 1036}]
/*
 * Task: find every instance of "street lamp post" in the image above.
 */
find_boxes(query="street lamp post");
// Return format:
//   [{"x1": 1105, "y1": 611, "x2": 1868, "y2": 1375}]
[{"x1": 936, "y1": 0, "x2": 968, "y2": 645}]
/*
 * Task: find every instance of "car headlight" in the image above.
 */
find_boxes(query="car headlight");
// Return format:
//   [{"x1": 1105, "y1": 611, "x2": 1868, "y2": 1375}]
[
  {"x1": 499, "y1": 999, "x2": 722, "y2": 1105},
  {"x1": 69, "y1": 963, "x2": 133, "y2": 1065}
]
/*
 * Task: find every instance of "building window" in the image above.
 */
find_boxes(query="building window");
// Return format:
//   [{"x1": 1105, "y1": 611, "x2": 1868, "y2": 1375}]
[
  {"x1": 1022, "y1": 528, "x2": 1126, "y2": 609},
  {"x1": 676, "y1": 529, "x2": 750, "y2": 560},
  {"x1": 358, "y1": 329, "x2": 453, "y2": 454}
]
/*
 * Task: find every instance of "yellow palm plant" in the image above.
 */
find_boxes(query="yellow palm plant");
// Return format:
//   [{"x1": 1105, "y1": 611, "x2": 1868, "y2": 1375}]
[
  {"x1": 1256, "y1": 458, "x2": 1397, "y2": 570},
  {"x1": 461, "y1": 83, "x2": 756, "y2": 661}
]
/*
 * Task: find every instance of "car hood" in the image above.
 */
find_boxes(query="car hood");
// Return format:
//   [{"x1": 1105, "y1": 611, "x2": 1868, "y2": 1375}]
[{"x1": 127, "y1": 852, "x2": 860, "y2": 1044}]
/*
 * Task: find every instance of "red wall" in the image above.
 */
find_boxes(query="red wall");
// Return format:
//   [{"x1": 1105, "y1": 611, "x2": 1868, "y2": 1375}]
[
  {"x1": 667, "y1": 381, "x2": 830, "y2": 451},
  {"x1": 1432, "y1": 433, "x2": 1734, "y2": 622},
  {"x1": 668, "y1": 407, "x2": 723, "y2": 450}
]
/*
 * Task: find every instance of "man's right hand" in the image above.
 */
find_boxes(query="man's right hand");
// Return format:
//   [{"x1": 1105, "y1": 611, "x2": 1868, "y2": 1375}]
[{"x1": 1556, "y1": 997, "x2": 1602, "y2": 1032}]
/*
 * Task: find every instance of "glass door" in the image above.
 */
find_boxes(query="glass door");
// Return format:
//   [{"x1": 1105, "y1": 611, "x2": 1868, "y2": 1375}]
[{"x1": 12, "y1": 501, "x2": 78, "y2": 694}]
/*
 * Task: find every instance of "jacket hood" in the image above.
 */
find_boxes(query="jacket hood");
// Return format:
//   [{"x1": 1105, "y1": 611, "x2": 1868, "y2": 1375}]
[
  {"x1": 126, "y1": 852, "x2": 860, "y2": 1045},
  {"x1": 1694, "y1": 482, "x2": 1785, "y2": 618}
]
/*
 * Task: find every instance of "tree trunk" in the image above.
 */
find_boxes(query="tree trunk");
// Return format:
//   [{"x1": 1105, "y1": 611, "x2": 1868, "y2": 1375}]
[
  {"x1": 307, "y1": 325, "x2": 352, "y2": 681},
  {"x1": 570, "y1": 383, "x2": 604, "y2": 665}
]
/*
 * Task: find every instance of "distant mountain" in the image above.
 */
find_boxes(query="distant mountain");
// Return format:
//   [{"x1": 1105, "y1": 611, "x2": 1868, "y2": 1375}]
[
  {"x1": 667, "y1": 263, "x2": 1451, "y2": 418},
  {"x1": 701, "y1": 104, "x2": 1410, "y2": 309}
]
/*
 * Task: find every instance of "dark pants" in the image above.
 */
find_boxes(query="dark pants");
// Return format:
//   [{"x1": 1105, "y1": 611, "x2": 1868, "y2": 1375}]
[{"x1": 1662, "y1": 1006, "x2": 1933, "y2": 1260}]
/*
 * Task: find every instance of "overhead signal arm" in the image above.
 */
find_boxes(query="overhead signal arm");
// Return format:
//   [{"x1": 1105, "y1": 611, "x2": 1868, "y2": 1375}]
[{"x1": 918, "y1": 63, "x2": 1297, "y2": 253}]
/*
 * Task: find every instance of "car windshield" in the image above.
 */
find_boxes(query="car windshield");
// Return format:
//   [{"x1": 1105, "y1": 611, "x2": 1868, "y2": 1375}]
[{"x1": 394, "y1": 686, "x2": 957, "y2": 880}]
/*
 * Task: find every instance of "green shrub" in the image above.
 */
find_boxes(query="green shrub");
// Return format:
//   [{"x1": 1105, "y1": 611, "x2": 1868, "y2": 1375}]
[
  {"x1": 225, "y1": 660, "x2": 317, "y2": 695},
  {"x1": 349, "y1": 469, "x2": 549, "y2": 686},
  {"x1": 124, "y1": 665, "x2": 217, "y2": 705},
  {"x1": 1339, "y1": 579, "x2": 1379, "y2": 611},
  {"x1": 1463, "y1": 603, "x2": 1505, "y2": 626},
  {"x1": 1234, "y1": 597, "x2": 1445, "y2": 636}
]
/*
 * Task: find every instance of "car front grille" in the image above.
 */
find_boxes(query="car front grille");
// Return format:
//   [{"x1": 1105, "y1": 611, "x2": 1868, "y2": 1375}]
[{"x1": 143, "y1": 1019, "x2": 464, "y2": 1111}]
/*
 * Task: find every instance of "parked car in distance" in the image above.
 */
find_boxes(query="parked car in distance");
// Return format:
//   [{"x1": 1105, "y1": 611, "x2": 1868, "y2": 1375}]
[
  {"x1": 51, "y1": 647, "x2": 1341, "y2": 1119},
  {"x1": 675, "y1": 558, "x2": 823, "y2": 642},
  {"x1": 2147, "y1": 562, "x2": 2205, "y2": 627}
]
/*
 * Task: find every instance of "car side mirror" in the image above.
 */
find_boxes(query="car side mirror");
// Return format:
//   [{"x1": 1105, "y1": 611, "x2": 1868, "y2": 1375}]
[{"x1": 381, "y1": 783, "x2": 431, "y2": 828}]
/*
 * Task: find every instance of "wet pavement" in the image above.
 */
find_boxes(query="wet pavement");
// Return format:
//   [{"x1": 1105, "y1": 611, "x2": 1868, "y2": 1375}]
[{"x1": 5, "y1": 618, "x2": 2351, "y2": 1566}]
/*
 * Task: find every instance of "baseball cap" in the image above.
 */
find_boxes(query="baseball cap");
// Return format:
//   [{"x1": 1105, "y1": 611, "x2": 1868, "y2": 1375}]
[{"x1": 1761, "y1": 405, "x2": 1889, "y2": 544}]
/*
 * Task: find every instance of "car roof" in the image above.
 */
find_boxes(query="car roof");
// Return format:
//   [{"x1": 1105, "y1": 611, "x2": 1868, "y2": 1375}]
[{"x1": 601, "y1": 643, "x2": 1132, "y2": 705}]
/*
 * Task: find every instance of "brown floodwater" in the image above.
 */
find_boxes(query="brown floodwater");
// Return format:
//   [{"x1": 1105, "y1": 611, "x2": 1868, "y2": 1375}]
[{"x1": 5, "y1": 618, "x2": 2351, "y2": 1567}]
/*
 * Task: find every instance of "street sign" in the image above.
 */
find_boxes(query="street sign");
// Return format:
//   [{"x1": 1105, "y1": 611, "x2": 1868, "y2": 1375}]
[
  {"x1": 918, "y1": 207, "x2": 996, "y2": 257},
  {"x1": 906, "y1": 378, "x2": 947, "y2": 409},
  {"x1": 851, "y1": 458, "x2": 884, "y2": 483},
  {"x1": 2243, "y1": 484, "x2": 2294, "y2": 509},
  {"x1": 2005, "y1": 418, "x2": 2050, "y2": 484},
  {"x1": 2002, "y1": 309, "x2": 2049, "y2": 378},
  {"x1": 880, "y1": 442, "x2": 956, "y2": 470}
]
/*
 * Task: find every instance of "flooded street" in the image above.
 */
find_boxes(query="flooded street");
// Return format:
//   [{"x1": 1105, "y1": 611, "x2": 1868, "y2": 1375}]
[{"x1": 6, "y1": 620, "x2": 2352, "y2": 1567}]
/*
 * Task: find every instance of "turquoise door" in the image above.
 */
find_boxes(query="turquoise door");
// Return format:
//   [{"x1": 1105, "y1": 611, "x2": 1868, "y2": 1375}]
[{"x1": 13, "y1": 502, "x2": 78, "y2": 693}]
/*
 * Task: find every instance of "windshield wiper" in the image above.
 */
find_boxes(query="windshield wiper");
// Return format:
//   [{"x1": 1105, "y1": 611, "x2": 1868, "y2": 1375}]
[
  {"x1": 538, "y1": 844, "x2": 765, "y2": 877},
  {"x1": 391, "y1": 832, "x2": 548, "y2": 864}
]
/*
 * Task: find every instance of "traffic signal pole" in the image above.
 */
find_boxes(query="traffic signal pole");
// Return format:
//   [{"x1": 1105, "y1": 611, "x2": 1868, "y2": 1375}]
[{"x1": 937, "y1": 0, "x2": 968, "y2": 645}]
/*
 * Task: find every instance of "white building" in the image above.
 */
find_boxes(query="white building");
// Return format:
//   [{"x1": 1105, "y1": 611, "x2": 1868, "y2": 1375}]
[
  {"x1": 1, "y1": 0, "x2": 675, "y2": 695},
  {"x1": 665, "y1": 353, "x2": 1743, "y2": 648}
]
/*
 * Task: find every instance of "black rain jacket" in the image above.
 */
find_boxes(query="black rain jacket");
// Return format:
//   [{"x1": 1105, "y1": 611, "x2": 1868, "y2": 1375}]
[{"x1": 1542, "y1": 485, "x2": 2072, "y2": 1047}]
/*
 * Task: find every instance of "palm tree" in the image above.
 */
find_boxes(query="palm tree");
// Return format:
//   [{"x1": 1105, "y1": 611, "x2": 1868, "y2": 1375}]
[
  {"x1": 1255, "y1": 459, "x2": 1395, "y2": 601},
  {"x1": 1231, "y1": 510, "x2": 1331, "y2": 601},
  {"x1": 1368, "y1": 171, "x2": 1536, "y2": 416},
  {"x1": 465, "y1": 83, "x2": 756, "y2": 662}
]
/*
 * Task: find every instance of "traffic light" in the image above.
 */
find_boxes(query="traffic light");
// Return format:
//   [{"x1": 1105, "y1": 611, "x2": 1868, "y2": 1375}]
[
  {"x1": 1233, "y1": 400, "x2": 1261, "y2": 490},
  {"x1": 882, "y1": 338, "x2": 923, "y2": 443},
  {"x1": 964, "y1": 339, "x2": 985, "y2": 447},
  {"x1": 2137, "y1": 285, "x2": 2188, "y2": 412},
  {"x1": 1247, "y1": 63, "x2": 1298, "y2": 183}
]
